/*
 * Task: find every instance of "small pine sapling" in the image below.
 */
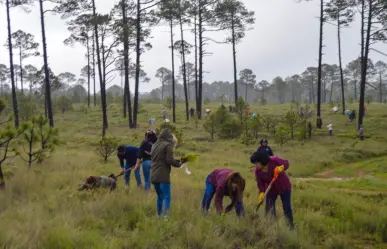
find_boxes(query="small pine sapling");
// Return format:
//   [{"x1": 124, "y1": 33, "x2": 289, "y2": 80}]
[
  {"x1": 96, "y1": 136, "x2": 118, "y2": 162},
  {"x1": 285, "y1": 106, "x2": 299, "y2": 140},
  {"x1": 274, "y1": 124, "x2": 289, "y2": 147},
  {"x1": 0, "y1": 99, "x2": 23, "y2": 189},
  {"x1": 203, "y1": 113, "x2": 216, "y2": 140},
  {"x1": 20, "y1": 115, "x2": 59, "y2": 167},
  {"x1": 249, "y1": 114, "x2": 261, "y2": 139}
]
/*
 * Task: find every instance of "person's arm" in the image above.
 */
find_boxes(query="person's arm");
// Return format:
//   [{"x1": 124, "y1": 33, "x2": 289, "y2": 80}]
[
  {"x1": 215, "y1": 187, "x2": 224, "y2": 214},
  {"x1": 165, "y1": 144, "x2": 181, "y2": 168},
  {"x1": 255, "y1": 170, "x2": 266, "y2": 193},
  {"x1": 119, "y1": 158, "x2": 125, "y2": 172},
  {"x1": 273, "y1": 156, "x2": 290, "y2": 170}
]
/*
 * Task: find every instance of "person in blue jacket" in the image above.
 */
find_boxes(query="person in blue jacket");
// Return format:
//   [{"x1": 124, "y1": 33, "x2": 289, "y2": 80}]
[
  {"x1": 117, "y1": 145, "x2": 142, "y2": 188},
  {"x1": 257, "y1": 138, "x2": 274, "y2": 156}
]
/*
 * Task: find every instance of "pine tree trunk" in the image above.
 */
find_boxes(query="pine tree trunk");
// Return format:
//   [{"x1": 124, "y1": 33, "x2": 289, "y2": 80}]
[
  {"x1": 6, "y1": 0, "x2": 19, "y2": 128},
  {"x1": 87, "y1": 35, "x2": 91, "y2": 107},
  {"x1": 121, "y1": 0, "x2": 133, "y2": 128},
  {"x1": 170, "y1": 18, "x2": 176, "y2": 123},
  {"x1": 231, "y1": 13, "x2": 238, "y2": 108},
  {"x1": 337, "y1": 17, "x2": 346, "y2": 114},
  {"x1": 39, "y1": 0, "x2": 53, "y2": 127},
  {"x1": 92, "y1": 0, "x2": 107, "y2": 136},
  {"x1": 92, "y1": 32, "x2": 96, "y2": 107},
  {"x1": 0, "y1": 165, "x2": 5, "y2": 189},
  {"x1": 194, "y1": 12, "x2": 198, "y2": 115},
  {"x1": 358, "y1": 0, "x2": 372, "y2": 129},
  {"x1": 179, "y1": 7, "x2": 189, "y2": 121},
  {"x1": 19, "y1": 48, "x2": 24, "y2": 95},
  {"x1": 316, "y1": 0, "x2": 323, "y2": 127},
  {"x1": 379, "y1": 72, "x2": 382, "y2": 103},
  {"x1": 198, "y1": 2, "x2": 203, "y2": 119},
  {"x1": 133, "y1": 0, "x2": 141, "y2": 128}
]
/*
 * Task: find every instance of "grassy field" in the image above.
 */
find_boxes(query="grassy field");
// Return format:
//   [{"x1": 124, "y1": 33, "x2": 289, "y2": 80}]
[{"x1": 1, "y1": 102, "x2": 387, "y2": 249}]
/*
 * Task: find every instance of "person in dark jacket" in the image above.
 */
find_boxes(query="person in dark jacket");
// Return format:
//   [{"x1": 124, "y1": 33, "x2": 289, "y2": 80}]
[
  {"x1": 308, "y1": 121, "x2": 312, "y2": 138},
  {"x1": 150, "y1": 129, "x2": 186, "y2": 218},
  {"x1": 117, "y1": 145, "x2": 142, "y2": 188},
  {"x1": 250, "y1": 151, "x2": 294, "y2": 229},
  {"x1": 257, "y1": 139, "x2": 274, "y2": 156},
  {"x1": 134, "y1": 130, "x2": 157, "y2": 191},
  {"x1": 317, "y1": 116, "x2": 322, "y2": 129},
  {"x1": 201, "y1": 169, "x2": 245, "y2": 217},
  {"x1": 189, "y1": 107, "x2": 195, "y2": 118}
]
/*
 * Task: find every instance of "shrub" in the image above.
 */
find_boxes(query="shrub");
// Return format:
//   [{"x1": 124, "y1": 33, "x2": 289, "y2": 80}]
[
  {"x1": 218, "y1": 118, "x2": 242, "y2": 139},
  {"x1": 274, "y1": 124, "x2": 289, "y2": 147},
  {"x1": 96, "y1": 136, "x2": 118, "y2": 162},
  {"x1": 54, "y1": 96, "x2": 73, "y2": 113},
  {"x1": 203, "y1": 113, "x2": 216, "y2": 140},
  {"x1": 164, "y1": 97, "x2": 172, "y2": 109}
]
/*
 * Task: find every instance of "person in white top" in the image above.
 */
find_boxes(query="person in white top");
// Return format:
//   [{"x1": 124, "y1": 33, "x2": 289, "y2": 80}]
[{"x1": 327, "y1": 122, "x2": 333, "y2": 136}]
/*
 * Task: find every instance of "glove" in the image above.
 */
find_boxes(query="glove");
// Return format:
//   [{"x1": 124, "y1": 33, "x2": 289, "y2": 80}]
[
  {"x1": 274, "y1": 165, "x2": 285, "y2": 176},
  {"x1": 180, "y1": 157, "x2": 187, "y2": 164},
  {"x1": 258, "y1": 192, "x2": 264, "y2": 204}
]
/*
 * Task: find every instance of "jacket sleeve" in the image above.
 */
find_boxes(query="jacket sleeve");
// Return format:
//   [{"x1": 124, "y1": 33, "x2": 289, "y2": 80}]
[
  {"x1": 165, "y1": 144, "x2": 181, "y2": 168},
  {"x1": 215, "y1": 187, "x2": 224, "y2": 213},
  {"x1": 137, "y1": 141, "x2": 145, "y2": 159},
  {"x1": 255, "y1": 170, "x2": 266, "y2": 193},
  {"x1": 268, "y1": 147, "x2": 274, "y2": 156},
  {"x1": 119, "y1": 158, "x2": 124, "y2": 169},
  {"x1": 274, "y1": 156, "x2": 289, "y2": 170}
]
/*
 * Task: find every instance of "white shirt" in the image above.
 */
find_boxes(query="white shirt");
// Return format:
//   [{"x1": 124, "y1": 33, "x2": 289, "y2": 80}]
[{"x1": 327, "y1": 124, "x2": 332, "y2": 130}]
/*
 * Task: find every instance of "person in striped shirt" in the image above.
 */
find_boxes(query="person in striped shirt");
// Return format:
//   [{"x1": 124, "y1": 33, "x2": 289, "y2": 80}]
[{"x1": 250, "y1": 151, "x2": 294, "y2": 229}]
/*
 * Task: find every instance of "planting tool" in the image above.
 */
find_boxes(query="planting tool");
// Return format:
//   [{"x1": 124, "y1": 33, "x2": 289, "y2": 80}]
[{"x1": 255, "y1": 171, "x2": 279, "y2": 212}]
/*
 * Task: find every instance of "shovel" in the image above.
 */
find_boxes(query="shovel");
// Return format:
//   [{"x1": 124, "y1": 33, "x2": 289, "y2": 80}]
[{"x1": 255, "y1": 172, "x2": 279, "y2": 212}]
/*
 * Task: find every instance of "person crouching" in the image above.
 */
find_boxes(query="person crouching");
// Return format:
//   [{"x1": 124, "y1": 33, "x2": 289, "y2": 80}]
[
  {"x1": 201, "y1": 169, "x2": 245, "y2": 217},
  {"x1": 78, "y1": 174, "x2": 117, "y2": 192}
]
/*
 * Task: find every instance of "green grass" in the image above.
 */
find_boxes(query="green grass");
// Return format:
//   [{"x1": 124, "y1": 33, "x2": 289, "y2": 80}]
[{"x1": 1, "y1": 102, "x2": 387, "y2": 248}]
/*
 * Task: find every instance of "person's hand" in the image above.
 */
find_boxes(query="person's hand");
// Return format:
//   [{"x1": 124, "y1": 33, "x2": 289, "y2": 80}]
[
  {"x1": 180, "y1": 157, "x2": 187, "y2": 164},
  {"x1": 274, "y1": 165, "x2": 285, "y2": 176},
  {"x1": 120, "y1": 168, "x2": 124, "y2": 174},
  {"x1": 258, "y1": 192, "x2": 264, "y2": 204}
]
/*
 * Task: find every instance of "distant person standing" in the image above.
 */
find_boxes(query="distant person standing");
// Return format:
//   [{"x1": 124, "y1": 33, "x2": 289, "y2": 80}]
[
  {"x1": 327, "y1": 122, "x2": 333, "y2": 136},
  {"x1": 308, "y1": 121, "x2": 312, "y2": 138},
  {"x1": 359, "y1": 125, "x2": 364, "y2": 140},
  {"x1": 162, "y1": 108, "x2": 167, "y2": 120},
  {"x1": 257, "y1": 139, "x2": 274, "y2": 156},
  {"x1": 189, "y1": 107, "x2": 195, "y2": 118},
  {"x1": 244, "y1": 108, "x2": 249, "y2": 118}
]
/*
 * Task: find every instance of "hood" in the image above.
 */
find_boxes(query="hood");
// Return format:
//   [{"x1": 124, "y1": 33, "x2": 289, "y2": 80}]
[{"x1": 159, "y1": 129, "x2": 174, "y2": 143}]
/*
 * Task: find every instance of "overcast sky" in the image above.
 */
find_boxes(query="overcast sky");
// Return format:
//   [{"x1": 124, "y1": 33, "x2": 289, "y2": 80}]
[{"x1": 0, "y1": 0, "x2": 386, "y2": 93}]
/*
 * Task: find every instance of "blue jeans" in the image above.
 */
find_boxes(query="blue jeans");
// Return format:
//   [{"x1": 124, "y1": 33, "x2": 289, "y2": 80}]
[
  {"x1": 265, "y1": 190, "x2": 295, "y2": 229},
  {"x1": 142, "y1": 160, "x2": 152, "y2": 191},
  {"x1": 153, "y1": 183, "x2": 171, "y2": 217},
  {"x1": 124, "y1": 163, "x2": 142, "y2": 187},
  {"x1": 202, "y1": 176, "x2": 216, "y2": 211},
  {"x1": 201, "y1": 175, "x2": 244, "y2": 216}
]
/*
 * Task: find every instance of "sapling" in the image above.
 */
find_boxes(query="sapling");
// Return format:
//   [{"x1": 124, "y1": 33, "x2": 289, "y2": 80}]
[
  {"x1": 274, "y1": 124, "x2": 289, "y2": 147},
  {"x1": 96, "y1": 136, "x2": 118, "y2": 162},
  {"x1": 203, "y1": 113, "x2": 216, "y2": 140},
  {"x1": 19, "y1": 115, "x2": 59, "y2": 167},
  {"x1": 285, "y1": 106, "x2": 299, "y2": 140},
  {"x1": 0, "y1": 99, "x2": 23, "y2": 189}
]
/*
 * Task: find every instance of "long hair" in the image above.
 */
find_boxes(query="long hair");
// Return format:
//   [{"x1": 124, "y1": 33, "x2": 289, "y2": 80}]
[{"x1": 227, "y1": 173, "x2": 245, "y2": 203}]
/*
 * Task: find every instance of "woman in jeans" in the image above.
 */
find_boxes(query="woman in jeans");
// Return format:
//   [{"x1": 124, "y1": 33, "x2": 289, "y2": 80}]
[
  {"x1": 135, "y1": 130, "x2": 157, "y2": 191},
  {"x1": 150, "y1": 129, "x2": 186, "y2": 219}
]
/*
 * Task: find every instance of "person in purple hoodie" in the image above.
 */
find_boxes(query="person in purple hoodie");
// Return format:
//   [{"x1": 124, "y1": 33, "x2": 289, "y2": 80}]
[
  {"x1": 250, "y1": 151, "x2": 294, "y2": 229},
  {"x1": 201, "y1": 169, "x2": 246, "y2": 217},
  {"x1": 257, "y1": 139, "x2": 274, "y2": 156}
]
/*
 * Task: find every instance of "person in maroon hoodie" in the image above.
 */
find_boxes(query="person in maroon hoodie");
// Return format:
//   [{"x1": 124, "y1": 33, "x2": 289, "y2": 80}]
[
  {"x1": 201, "y1": 169, "x2": 246, "y2": 216},
  {"x1": 250, "y1": 151, "x2": 294, "y2": 229}
]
